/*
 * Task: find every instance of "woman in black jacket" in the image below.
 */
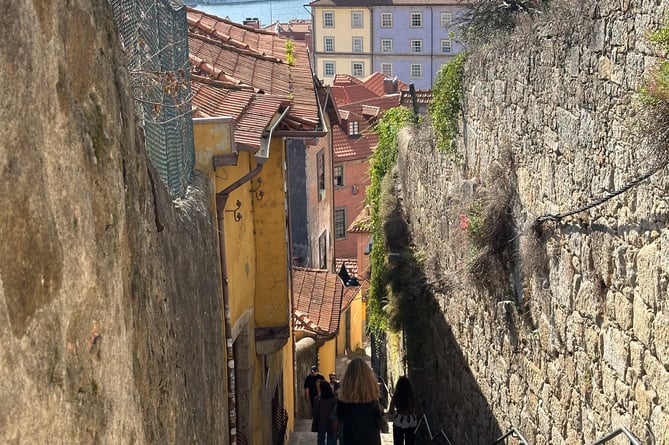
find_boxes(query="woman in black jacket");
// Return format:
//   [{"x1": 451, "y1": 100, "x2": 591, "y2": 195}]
[{"x1": 336, "y1": 357, "x2": 384, "y2": 445}]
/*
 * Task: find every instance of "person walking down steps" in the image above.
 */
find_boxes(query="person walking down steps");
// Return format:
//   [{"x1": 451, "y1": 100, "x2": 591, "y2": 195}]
[
  {"x1": 336, "y1": 357, "x2": 386, "y2": 445},
  {"x1": 304, "y1": 365, "x2": 325, "y2": 431},
  {"x1": 315, "y1": 379, "x2": 338, "y2": 445},
  {"x1": 388, "y1": 376, "x2": 418, "y2": 445}
]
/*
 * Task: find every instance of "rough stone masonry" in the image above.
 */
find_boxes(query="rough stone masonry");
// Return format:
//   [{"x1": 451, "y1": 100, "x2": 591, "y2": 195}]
[
  {"x1": 0, "y1": 2, "x2": 227, "y2": 443},
  {"x1": 397, "y1": 1, "x2": 669, "y2": 444}
]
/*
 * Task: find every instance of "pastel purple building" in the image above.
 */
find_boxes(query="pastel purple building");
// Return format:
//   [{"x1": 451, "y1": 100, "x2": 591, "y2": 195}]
[{"x1": 373, "y1": 1, "x2": 468, "y2": 89}]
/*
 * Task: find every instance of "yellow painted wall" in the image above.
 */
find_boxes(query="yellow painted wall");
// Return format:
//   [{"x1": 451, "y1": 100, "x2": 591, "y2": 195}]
[
  {"x1": 254, "y1": 138, "x2": 290, "y2": 327},
  {"x1": 219, "y1": 151, "x2": 258, "y2": 324},
  {"x1": 195, "y1": 120, "x2": 292, "y2": 444},
  {"x1": 312, "y1": 7, "x2": 371, "y2": 53},
  {"x1": 349, "y1": 293, "x2": 365, "y2": 351},
  {"x1": 318, "y1": 338, "x2": 337, "y2": 378},
  {"x1": 282, "y1": 327, "x2": 296, "y2": 433},
  {"x1": 336, "y1": 314, "x2": 347, "y2": 356},
  {"x1": 312, "y1": 6, "x2": 373, "y2": 82}
]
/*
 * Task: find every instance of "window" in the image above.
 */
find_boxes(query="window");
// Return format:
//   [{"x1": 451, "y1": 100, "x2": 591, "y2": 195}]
[
  {"x1": 352, "y1": 62, "x2": 364, "y2": 77},
  {"x1": 351, "y1": 11, "x2": 363, "y2": 28},
  {"x1": 348, "y1": 121, "x2": 359, "y2": 135},
  {"x1": 381, "y1": 63, "x2": 393, "y2": 77},
  {"x1": 318, "y1": 231, "x2": 327, "y2": 269},
  {"x1": 410, "y1": 12, "x2": 422, "y2": 27},
  {"x1": 317, "y1": 151, "x2": 325, "y2": 201},
  {"x1": 380, "y1": 38, "x2": 393, "y2": 53},
  {"x1": 380, "y1": 12, "x2": 392, "y2": 28},
  {"x1": 323, "y1": 11, "x2": 334, "y2": 27},
  {"x1": 410, "y1": 39, "x2": 422, "y2": 53},
  {"x1": 441, "y1": 39, "x2": 452, "y2": 53},
  {"x1": 334, "y1": 209, "x2": 346, "y2": 239},
  {"x1": 441, "y1": 12, "x2": 452, "y2": 28},
  {"x1": 410, "y1": 63, "x2": 422, "y2": 78},
  {"x1": 352, "y1": 37, "x2": 363, "y2": 53},
  {"x1": 323, "y1": 61, "x2": 335, "y2": 77},
  {"x1": 324, "y1": 37, "x2": 334, "y2": 52},
  {"x1": 334, "y1": 165, "x2": 344, "y2": 187}
]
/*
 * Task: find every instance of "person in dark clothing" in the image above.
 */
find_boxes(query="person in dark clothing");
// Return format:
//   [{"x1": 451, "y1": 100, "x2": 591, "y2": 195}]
[
  {"x1": 388, "y1": 376, "x2": 418, "y2": 445},
  {"x1": 304, "y1": 364, "x2": 325, "y2": 427},
  {"x1": 329, "y1": 373, "x2": 340, "y2": 397},
  {"x1": 315, "y1": 379, "x2": 338, "y2": 445},
  {"x1": 335, "y1": 357, "x2": 383, "y2": 445}
]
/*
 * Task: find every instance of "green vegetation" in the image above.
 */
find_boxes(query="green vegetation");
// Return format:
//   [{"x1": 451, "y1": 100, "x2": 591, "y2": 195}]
[
  {"x1": 643, "y1": 25, "x2": 669, "y2": 104},
  {"x1": 366, "y1": 107, "x2": 414, "y2": 336},
  {"x1": 285, "y1": 39, "x2": 295, "y2": 67},
  {"x1": 461, "y1": 0, "x2": 549, "y2": 44},
  {"x1": 429, "y1": 53, "x2": 466, "y2": 153},
  {"x1": 641, "y1": 22, "x2": 669, "y2": 166}
]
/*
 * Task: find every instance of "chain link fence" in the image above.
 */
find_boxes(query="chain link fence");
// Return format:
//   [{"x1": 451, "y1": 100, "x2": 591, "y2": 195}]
[{"x1": 110, "y1": 0, "x2": 195, "y2": 198}]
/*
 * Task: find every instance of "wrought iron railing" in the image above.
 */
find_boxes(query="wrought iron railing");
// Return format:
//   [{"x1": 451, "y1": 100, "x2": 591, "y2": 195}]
[
  {"x1": 492, "y1": 427, "x2": 530, "y2": 445},
  {"x1": 592, "y1": 427, "x2": 643, "y2": 445}
]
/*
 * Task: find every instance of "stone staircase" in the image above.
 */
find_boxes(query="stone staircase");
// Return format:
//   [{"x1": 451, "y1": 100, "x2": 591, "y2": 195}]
[{"x1": 288, "y1": 418, "x2": 394, "y2": 445}]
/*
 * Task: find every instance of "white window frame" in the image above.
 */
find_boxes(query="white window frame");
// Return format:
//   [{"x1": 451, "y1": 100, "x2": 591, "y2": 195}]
[
  {"x1": 348, "y1": 121, "x2": 359, "y2": 135},
  {"x1": 381, "y1": 63, "x2": 393, "y2": 77},
  {"x1": 323, "y1": 61, "x2": 335, "y2": 77},
  {"x1": 410, "y1": 39, "x2": 423, "y2": 53},
  {"x1": 410, "y1": 63, "x2": 422, "y2": 79},
  {"x1": 441, "y1": 39, "x2": 452, "y2": 54},
  {"x1": 410, "y1": 12, "x2": 422, "y2": 28},
  {"x1": 323, "y1": 11, "x2": 334, "y2": 28},
  {"x1": 334, "y1": 208, "x2": 346, "y2": 239},
  {"x1": 352, "y1": 37, "x2": 363, "y2": 53},
  {"x1": 380, "y1": 12, "x2": 393, "y2": 28},
  {"x1": 351, "y1": 11, "x2": 363, "y2": 28},
  {"x1": 440, "y1": 12, "x2": 452, "y2": 28},
  {"x1": 380, "y1": 38, "x2": 393, "y2": 53},
  {"x1": 352, "y1": 62, "x2": 364, "y2": 77},
  {"x1": 334, "y1": 165, "x2": 344, "y2": 187},
  {"x1": 324, "y1": 36, "x2": 334, "y2": 52}
]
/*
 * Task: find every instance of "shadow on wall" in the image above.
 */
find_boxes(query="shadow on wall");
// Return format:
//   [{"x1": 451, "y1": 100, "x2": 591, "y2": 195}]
[
  {"x1": 382, "y1": 178, "x2": 503, "y2": 444},
  {"x1": 295, "y1": 337, "x2": 318, "y2": 419}
]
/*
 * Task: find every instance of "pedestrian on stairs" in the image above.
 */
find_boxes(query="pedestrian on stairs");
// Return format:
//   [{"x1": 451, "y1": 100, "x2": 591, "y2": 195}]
[
  {"x1": 335, "y1": 357, "x2": 384, "y2": 445},
  {"x1": 315, "y1": 379, "x2": 338, "y2": 445},
  {"x1": 388, "y1": 376, "x2": 418, "y2": 445}
]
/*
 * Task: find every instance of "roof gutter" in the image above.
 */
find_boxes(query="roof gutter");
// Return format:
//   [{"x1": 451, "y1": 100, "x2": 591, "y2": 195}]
[{"x1": 215, "y1": 105, "x2": 290, "y2": 445}]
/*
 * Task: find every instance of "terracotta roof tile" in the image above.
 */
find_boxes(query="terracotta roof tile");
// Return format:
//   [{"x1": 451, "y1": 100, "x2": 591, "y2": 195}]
[
  {"x1": 362, "y1": 72, "x2": 408, "y2": 97},
  {"x1": 187, "y1": 8, "x2": 321, "y2": 144},
  {"x1": 292, "y1": 267, "x2": 359, "y2": 336}
]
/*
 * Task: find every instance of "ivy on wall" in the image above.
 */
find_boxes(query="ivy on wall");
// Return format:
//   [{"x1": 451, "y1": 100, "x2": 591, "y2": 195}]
[{"x1": 366, "y1": 107, "x2": 415, "y2": 336}]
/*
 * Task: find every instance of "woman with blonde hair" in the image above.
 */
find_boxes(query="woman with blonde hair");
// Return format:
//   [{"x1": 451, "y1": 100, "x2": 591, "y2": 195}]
[{"x1": 335, "y1": 357, "x2": 384, "y2": 445}]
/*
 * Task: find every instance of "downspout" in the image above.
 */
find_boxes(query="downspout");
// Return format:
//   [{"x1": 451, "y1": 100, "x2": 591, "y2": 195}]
[{"x1": 217, "y1": 106, "x2": 290, "y2": 445}]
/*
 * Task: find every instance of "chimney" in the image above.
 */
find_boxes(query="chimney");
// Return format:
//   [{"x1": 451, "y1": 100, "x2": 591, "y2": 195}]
[
  {"x1": 383, "y1": 76, "x2": 398, "y2": 94},
  {"x1": 243, "y1": 17, "x2": 260, "y2": 29}
]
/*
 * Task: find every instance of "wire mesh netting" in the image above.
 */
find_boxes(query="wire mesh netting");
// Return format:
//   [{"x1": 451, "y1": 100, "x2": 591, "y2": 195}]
[{"x1": 109, "y1": 0, "x2": 195, "y2": 198}]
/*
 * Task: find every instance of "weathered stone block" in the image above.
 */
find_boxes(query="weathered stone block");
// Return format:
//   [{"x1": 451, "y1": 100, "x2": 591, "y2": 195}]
[
  {"x1": 602, "y1": 325, "x2": 629, "y2": 379},
  {"x1": 633, "y1": 292, "x2": 654, "y2": 347}
]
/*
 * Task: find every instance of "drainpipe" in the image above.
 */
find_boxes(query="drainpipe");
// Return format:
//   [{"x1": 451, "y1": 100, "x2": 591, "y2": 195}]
[{"x1": 216, "y1": 106, "x2": 290, "y2": 444}]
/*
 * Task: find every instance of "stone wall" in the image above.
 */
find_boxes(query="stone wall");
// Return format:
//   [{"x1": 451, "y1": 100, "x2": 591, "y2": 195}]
[
  {"x1": 0, "y1": 1, "x2": 227, "y2": 443},
  {"x1": 396, "y1": 1, "x2": 669, "y2": 444}
]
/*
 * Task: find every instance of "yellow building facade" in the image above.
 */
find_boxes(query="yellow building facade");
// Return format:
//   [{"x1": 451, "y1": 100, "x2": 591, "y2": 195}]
[
  {"x1": 311, "y1": 5, "x2": 373, "y2": 83},
  {"x1": 193, "y1": 117, "x2": 295, "y2": 444}
]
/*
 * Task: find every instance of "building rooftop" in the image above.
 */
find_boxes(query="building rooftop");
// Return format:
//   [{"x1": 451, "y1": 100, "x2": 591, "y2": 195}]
[
  {"x1": 187, "y1": 8, "x2": 322, "y2": 147},
  {"x1": 292, "y1": 267, "x2": 359, "y2": 337}
]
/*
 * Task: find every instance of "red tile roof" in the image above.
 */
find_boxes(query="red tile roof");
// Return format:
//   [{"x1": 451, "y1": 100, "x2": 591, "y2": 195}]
[
  {"x1": 362, "y1": 72, "x2": 408, "y2": 97},
  {"x1": 187, "y1": 8, "x2": 322, "y2": 145},
  {"x1": 292, "y1": 267, "x2": 359, "y2": 336},
  {"x1": 348, "y1": 206, "x2": 372, "y2": 233},
  {"x1": 331, "y1": 94, "x2": 401, "y2": 162}
]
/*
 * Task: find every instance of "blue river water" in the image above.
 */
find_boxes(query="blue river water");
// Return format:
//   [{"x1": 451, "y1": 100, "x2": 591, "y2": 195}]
[{"x1": 194, "y1": 0, "x2": 312, "y2": 28}]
